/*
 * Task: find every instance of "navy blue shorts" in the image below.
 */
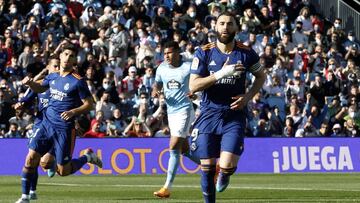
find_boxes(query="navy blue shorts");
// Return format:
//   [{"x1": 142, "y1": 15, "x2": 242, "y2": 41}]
[
  {"x1": 28, "y1": 119, "x2": 76, "y2": 165},
  {"x1": 190, "y1": 109, "x2": 245, "y2": 159}
]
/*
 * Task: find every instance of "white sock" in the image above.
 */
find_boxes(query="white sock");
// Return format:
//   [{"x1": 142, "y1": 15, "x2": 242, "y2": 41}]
[
  {"x1": 30, "y1": 190, "x2": 36, "y2": 194},
  {"x1": 21, "y1": 194, "x2": 29, "y2": 199}
]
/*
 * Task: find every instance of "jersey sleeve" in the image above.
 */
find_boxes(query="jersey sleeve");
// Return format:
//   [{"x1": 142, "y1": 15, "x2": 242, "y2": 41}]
[
  {"x1": 42, "y1": 73, "x2": 57, "y2": 87},
  {"x1": 246, "y1": 49, "x2": 262, "y2": 74},
  {"x1": 77, "y1": 79, "x2": 92, "y2": 100},
  {"x1": 19, "y1": 88, "x2": 36, "y2": 104},
  {"x1": 190, "y1": 49, "x2": 209, "y2": 76}
]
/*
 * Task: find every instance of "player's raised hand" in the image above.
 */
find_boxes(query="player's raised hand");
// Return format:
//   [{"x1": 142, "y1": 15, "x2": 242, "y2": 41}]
[
  {"x1": 22, "y1": 76, "x2": 33, "y2": 86},
  {"x1": 61, "y1": 110, "x2": 75, "y2": 121},
  {"x1": 214, "y1": 57, "x2": 236, "y2": 80},
  {"x1": 13, "y1": 102, "x2": 24, "y2": 110},
  {"x1": 230, "y1": 94, "x2": 250, "y2": 110}
]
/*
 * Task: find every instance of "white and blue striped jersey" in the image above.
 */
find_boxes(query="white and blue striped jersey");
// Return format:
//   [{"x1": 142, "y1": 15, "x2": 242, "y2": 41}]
[{"x1": 155, "y1": 61, "x2": 193, "y2": 114}]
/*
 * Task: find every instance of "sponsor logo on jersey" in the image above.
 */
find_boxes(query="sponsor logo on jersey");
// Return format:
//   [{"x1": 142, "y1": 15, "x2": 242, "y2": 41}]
[
  {"x1": 209, "y1": 60, "x2": 216, "y2": 66},
  {"x1": 167, "y1": 79, "x2": 181, "y2": 89},
  {"x1": 50, "y1": 88, "x2": 68, "y2": 101}
]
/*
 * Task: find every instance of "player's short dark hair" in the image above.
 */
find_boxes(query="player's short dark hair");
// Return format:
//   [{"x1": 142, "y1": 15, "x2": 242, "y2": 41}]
[
  {"x1": 163, "y1": 41, "x2": 180, "y2": 52},
  {"x1": 61, "y1": 43, "x2": 78, "y2": 55},
  {"x1": 216, "y1": 11, "x2": 239, "y2": 28}
]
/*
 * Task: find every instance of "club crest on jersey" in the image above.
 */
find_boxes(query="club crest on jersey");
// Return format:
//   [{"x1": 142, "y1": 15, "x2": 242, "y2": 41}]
[
  {"x1": 64, "y1": 83, "x2": 70, "y2": 90},
  {"x1": 167, "y1": 79, "x2": 181, "y2": 89},
  {"x1": 191, "y1": 57, "x2": 199, "y2": 70}
]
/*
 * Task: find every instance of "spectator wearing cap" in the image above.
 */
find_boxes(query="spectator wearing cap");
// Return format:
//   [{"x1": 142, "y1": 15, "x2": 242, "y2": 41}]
[
  {"x1": 83, "y1": 121, "x2": 106, "y2": 138},
  {"x1": 343, "y1": 31, "x2": 360, "y2": 52},
  {"x1": 345, "y1": 44, "x2": 360, "y2": 66},
  {"x1": 120, "y1": 66, "x2": 142, "y2": 96},
  {"x1": 330, "y1": 123, "x2": 345, "y2": 137}
]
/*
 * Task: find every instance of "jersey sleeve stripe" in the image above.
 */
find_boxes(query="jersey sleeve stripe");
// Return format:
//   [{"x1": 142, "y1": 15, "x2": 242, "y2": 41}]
[{"x1": 71, "y1": 73, "x2": 82, "y2": 80}]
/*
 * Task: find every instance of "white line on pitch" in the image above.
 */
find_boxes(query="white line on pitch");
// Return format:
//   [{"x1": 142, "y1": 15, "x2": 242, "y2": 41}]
[{"x1": 39, "y1": 183, "x2": 360, "y2": 192}]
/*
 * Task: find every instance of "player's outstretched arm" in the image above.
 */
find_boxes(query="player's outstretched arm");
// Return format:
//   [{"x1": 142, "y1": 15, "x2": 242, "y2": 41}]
[{"x1": 22, "y1": 76, "x2": 48, "y2": 93}]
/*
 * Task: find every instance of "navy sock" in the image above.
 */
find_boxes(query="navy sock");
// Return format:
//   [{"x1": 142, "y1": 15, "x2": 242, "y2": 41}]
[
  {"x1": 220, "y1": 167, "x2": 237, "y2": 178},
  {"x1": 21, "y1": 167, "x2": 36, "y2": 195},
  {"x1": 200, "y1": 164, "x2": 216, "y2": 203},
  {"x1": 30, "y1": 168, "x2": 38, "y2": 191},
  {"x1": 70, "y1": 155, "x2": 88, "y2": 174}
]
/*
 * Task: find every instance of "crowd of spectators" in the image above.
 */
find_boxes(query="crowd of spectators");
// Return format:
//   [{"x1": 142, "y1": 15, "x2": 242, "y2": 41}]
[{"x1": 0, "y1": 0, "x2": 359, "y2": 138}]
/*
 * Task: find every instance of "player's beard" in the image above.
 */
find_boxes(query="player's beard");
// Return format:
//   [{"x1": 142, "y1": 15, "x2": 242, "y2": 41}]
[{"x1": 216, "y1": 31, "x2": 235, "y2": 44}]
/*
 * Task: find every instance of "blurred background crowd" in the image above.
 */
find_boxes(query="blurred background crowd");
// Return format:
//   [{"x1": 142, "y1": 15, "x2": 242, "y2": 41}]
[{"x1": 0, "y1": 0, "x2": 359, "y2": 138}]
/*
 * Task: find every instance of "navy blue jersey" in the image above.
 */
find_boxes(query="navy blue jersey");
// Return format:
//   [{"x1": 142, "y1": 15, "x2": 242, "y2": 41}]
[
  {"x1": 42, "y1": 71, "x2": 91, "y2": 128},
  {"x1": 191, "y1": 41, "x2": 261, "y2": 110}
]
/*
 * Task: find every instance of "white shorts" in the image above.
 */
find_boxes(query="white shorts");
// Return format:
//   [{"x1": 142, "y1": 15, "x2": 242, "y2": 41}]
[{"x1": 168, "y1": 108, "x2": 195, "y2": 138}]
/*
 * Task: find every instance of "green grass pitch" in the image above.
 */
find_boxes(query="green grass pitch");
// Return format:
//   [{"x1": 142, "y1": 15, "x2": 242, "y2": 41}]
[{"x1": 1, "y1": 173, "x2": 360, "y2": 203}]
